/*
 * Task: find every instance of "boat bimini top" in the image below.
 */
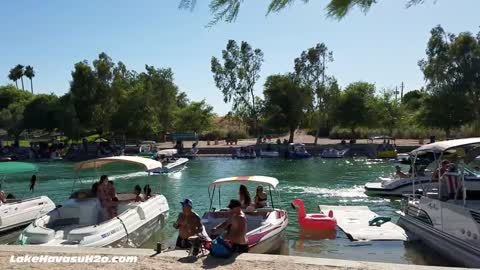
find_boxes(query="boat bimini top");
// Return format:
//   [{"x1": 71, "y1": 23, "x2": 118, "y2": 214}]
[
  {"x1": 75, "y1": 156, "x2": 163, "y2": 172},
  {"x1": 209, "y1": 175, "x2": 279, "y2": 189},
  {"x1": 208, "y1": 176, "x2": 280, "y2": 211}
]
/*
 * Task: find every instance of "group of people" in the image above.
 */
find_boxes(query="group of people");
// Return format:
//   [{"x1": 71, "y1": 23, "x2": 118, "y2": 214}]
[
  {"x1": 91, "y1": 175, "x2": 153, "y2": 220},
  {"x1": 395, "y1": 160, "x2": 452, "y2": 180},
  {"x1": 173, "y1": 184, "x2": 268, "y2": 254}
]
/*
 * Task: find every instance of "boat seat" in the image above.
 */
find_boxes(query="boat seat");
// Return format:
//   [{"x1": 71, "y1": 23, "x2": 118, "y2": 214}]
[{"x1": 49, "y1": 217, "x2": 80, "y2": 228}]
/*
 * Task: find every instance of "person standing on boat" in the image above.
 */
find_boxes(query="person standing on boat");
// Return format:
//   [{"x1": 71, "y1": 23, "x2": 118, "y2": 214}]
[
  {"x1": 212, "y1": 199, "x2": 249, "y2": 253},
  {"x1": 96, "y1": 175, "x2": 116, "y2": 219},
  {"x1": 173, "y1": 198, "x2": 203, "y2": 249},
  {"x1": 238, "y1": 185, "x2": 251, "y2": 209}
]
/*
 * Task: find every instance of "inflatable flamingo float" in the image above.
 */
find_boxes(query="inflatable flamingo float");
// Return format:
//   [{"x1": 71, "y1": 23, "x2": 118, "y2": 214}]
[{"x1": 291, "y1": 198, "x2": 337, "y2": 231}]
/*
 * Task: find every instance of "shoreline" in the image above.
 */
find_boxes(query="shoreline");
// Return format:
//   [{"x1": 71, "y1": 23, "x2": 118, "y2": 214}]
[{"x1": 0, "y1": 245, "x2": 466, "y2": 270}]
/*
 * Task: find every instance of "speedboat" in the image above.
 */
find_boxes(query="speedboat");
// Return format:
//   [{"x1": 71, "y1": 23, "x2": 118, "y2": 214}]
[
  {"x1": 232, "y1": 147, "x2": 256, "y2": 159},
  {"x1": 397, "y1": 138, "x2": 480, "y2": 267},
  {"x1": 0, "y1": 162, "x2": 56, "y2": 233},
  {"x1": 201, "y1": 176, "x2": 288, "y2": 254},
  {"x1": 365, "y1": 139, "x2": 480, "y2": 199},
  {"x1": 320, "y1": 148, "x2": 349, "y2": 158},
  {"x1": 258, "y1": 143, "x2": 279, "y2": 158},
  {"x1": 137, "y1": 141, "x2": 158, "y2": 158},
  {"x1": 18, "y1": 156, "x2": 169, "y2": 247},
  {"x1": 287, "y1": 143, "x2": 312, "y2": 159},
  {"x1": 151, "y1": 149, "x2": 188, "y2": 173}
]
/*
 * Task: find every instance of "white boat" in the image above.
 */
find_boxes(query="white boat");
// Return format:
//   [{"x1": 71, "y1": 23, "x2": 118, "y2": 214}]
[
  {"x1": 18, "y1": 156, "x2": 169, "y2": 247},
  {"x1": 232, "y1": 147, "x2": 257, "y2": 159},
  {"x1": 365, "y1": 139, "x2": 480, "y2": 199},
  {"x1": 0, "y1": 162, "x2": 56, "y2": 233},
  {"x1": 287, "y1": 143, "x2": 312, "y2": 159},
  {"x1": 259, "y1": 149, "x2": 279, "y2": 158},
  {"x1": 201, "y1": 176, "x2": 288, "y2": 254},
  {"x1": 397, "y1": 138, "x2": 480, "y2": 267},
  {"x1": 320, "y1": 148, "x2": 349, "y2": 158},
  {"x1": 151, "y1": 149, "x2": 188, "y2": 173}
]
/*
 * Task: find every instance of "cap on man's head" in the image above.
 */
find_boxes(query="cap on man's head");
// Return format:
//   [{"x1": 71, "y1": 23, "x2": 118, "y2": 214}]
[
  {"x1": 180, "y1": 198, "x2": 193, "y2": 208},
  {"x1": 227, "y1": 199, "x2": 242, "y2": 209}
]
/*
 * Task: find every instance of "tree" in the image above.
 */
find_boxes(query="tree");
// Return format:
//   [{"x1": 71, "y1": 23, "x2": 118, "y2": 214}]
[
  {"x1": 419, "y1": 86, "x2": 473, "y2": 137},
  {"x1": 175, "y1": 100, "x2": 214, "y2": 134},
  {"x1": 376, "y1": 89, "x2": 402, "y2": 136},
  {"x1": 23, "y1": 94, "x2": 59, "y2": 131},
  {"x1": 24, "y1": 66, "x2": 35, "y2": 94},
  {"x1": 8, "y1": 68, "x2": 18, "y2": 89},
  {"x1": 211, "y1": 40, "x2": 264, "y2": 136},
  {"x1": 263, "y1": 74, "x2": 312, "y2": 143},
  {"x1": 15, "y1": 65, "x2": 25, "y2": 91},
  {"x1": 294, "y1": 43, "x2": 334, "y2": 143},
  {"x1": 419, "y1": 25, "x2": 480, "y2": 133},
  {"x1": 0, "y1": 85, "x2": 33, "y2": 145},
  {"x1": 179, "y1": 0, "x2": 426, "y2": 24},
  {"x1": 334, "y1": 81, "x2": 376, "y2": 136}
]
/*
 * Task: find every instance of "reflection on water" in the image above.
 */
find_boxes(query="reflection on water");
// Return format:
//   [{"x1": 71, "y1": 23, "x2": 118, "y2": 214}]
[{"x1": 0, "y1": 158, "x2": 456, "y2": 266}]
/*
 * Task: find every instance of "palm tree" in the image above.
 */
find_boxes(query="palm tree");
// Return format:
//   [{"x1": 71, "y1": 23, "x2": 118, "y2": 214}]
[
  {"x1": 24, "y1": 65, "x2": 35, "y2": 94},
  {"x1": 14, "y1": 64, "x2": 25, "y2": 91},
  {"x1": 8, "y1": 67, "x2": 18, "y2": 88}
]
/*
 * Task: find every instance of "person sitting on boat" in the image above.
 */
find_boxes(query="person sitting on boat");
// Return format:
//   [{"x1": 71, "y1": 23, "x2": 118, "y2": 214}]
[
  {"x1": 212, "y1": 199, "x2": 249, "y2": 253},
  {"x1": 254, "y1": 185, "x2": 267, "y2": 208},
  {"x1": 239, "y1": 185, "x2": 252, "y2": 209},
  {"x1": 395, "y1": 166, "x2": 409, "y2": 178},
  {"x1": 0, "y1": 190, "x2": 6, "y2": 205},
  {"x1": 433, "y1": 160, "x2": 450, "y2": 180},
  {"x1": 96, "y1": 175, "x2": 117, "y2": 219},
  {"x1": 173, "y1": 198, "x2": 203, "y2": 249},
  {"x1": 143, "y1": 184, "x2": 152, "y2": 200},
  {"x1": 133, "y1": 185, "x2": 145, "y2": 202}
]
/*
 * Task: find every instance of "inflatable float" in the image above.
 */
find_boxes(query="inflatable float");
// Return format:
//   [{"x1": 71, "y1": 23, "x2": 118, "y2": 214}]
[{"x1": 291, "y1": 198, "x2": 337, "y2": 231}]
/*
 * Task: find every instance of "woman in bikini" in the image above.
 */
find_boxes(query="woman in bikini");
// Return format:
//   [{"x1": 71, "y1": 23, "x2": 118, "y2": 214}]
[{"x1": 254, "y1": 185, "x2": 267, "y2": 208}]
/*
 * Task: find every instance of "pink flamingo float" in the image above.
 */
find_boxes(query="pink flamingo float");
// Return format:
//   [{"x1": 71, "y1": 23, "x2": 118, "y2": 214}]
[{"x1": 291, "y1": 198, "x2": 337, "y2": 231}]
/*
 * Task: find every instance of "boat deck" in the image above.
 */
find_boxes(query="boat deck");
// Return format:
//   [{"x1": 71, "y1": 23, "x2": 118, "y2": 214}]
[{"x1": 319, "y1": 205, "x2": 408, "y2": 241}]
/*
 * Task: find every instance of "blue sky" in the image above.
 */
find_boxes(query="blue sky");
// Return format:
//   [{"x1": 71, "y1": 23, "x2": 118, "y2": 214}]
[{"x1": 1, "y1": 0, "x2": 479, "y2": 114}]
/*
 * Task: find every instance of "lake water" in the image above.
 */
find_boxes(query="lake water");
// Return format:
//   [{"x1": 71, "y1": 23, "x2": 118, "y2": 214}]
[{"x1": 1, "y1": 158, "x2": 453, "y2": 266}]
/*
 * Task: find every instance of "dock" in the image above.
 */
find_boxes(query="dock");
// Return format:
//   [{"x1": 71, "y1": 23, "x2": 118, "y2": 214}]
[
  {"x1": 0, "y1": 245, "x2": 464, "y2": 270},
  {"x1": 319, "y1": 205, "x2": 408, "y2": 241}
]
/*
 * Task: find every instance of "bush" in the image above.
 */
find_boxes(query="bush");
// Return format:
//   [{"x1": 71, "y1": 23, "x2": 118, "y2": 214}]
[{"x1": 226, "y1": 129, "x2": 248, "y2": 140}]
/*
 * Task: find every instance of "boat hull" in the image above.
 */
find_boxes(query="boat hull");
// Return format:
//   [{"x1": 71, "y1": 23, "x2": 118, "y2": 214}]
[
  {"x1": 19, "y1": 195, "x2": 169, "y2": 248},
  {"x1": 365, "y1": 177, "x2": 480, "y2": 199},
  {"x1": 399, "y1": 211, "x2": 480, "y2": 267},
  {"x1": 0, "y1": 196, "x2": 55, "y2": 233}
]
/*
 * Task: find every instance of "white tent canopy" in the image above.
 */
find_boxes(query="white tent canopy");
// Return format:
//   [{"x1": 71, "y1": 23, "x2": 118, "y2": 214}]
[
  {"x1": 75, "y1": 156, "x2": 162, "y2": 172},
  {"x1": 410, "y1": 138, "x2": 480, "y2": 155},
  {"x1": 209, "y1": 176, "x2": 279, "y2": 189}
]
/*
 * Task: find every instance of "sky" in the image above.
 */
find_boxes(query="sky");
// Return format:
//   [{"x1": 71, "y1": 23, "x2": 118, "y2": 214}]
[{"x1": 1, "y1": 0, "x2": 479, "y2": 114}]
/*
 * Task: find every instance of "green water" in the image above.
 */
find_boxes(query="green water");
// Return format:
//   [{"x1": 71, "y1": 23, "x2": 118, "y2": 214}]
[{"x1": 1, "y1": 158, "x2": 452, "y2": 266}]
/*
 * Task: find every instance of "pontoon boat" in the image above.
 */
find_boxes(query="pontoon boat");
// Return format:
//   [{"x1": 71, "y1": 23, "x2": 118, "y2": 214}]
[{"x1": 18, "y1": 156, "x2": 169, "y2": 247}]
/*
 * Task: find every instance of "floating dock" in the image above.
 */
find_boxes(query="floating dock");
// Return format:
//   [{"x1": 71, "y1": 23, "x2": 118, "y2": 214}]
[{"x1": 319, "y1": 205, "x2": 408, "y2": 241}]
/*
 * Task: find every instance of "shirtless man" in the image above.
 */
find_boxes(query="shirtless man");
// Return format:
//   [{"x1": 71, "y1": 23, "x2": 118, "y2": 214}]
[
  {"x1": 212, "y1": 199, "x2": 249, "y2": 253},
  {"x1": 173, "y1": 199, "x2": 203, "y2": 249}
]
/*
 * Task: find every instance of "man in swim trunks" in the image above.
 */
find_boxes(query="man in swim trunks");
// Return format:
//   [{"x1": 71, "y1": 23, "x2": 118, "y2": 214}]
[
  {"x1": 213, "y1": 199, "x2": 249, "y2": 253},
  {"x1": 173, "y1": 199, "x2": 203, "y2": 249}
]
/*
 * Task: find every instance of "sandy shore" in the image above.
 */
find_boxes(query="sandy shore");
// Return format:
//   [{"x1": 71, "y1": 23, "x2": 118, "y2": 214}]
[{"x1": 0, "y1": 246, "x2": 465, "y2": 270}]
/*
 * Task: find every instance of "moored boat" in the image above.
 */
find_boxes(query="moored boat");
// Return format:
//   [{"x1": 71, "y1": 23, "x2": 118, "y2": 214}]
[
  {"x1": 320, "y1": 148, "x2": 349, "y2": 159},
  {"x1": 287, "y1": 143, "x2": 311, "y2": 159},
  {"x1": 18, "y1": 156, "x2": 169, "y2": 247},
  {"x1": 0, "y1": 162, "x2": 55, "y2": 233},
  {"x1": 397, "y1": 137, "x2": 480, "y2": 267},
  {"x1": 365, "y1": 138, "x2": 480, "y2": 199},
  {"x1": 201, "y1": 176, "x2": 288, "y2": 254}
]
